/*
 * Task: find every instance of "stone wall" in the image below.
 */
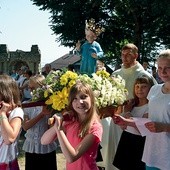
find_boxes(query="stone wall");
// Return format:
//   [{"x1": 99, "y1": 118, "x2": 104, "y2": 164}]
[{"x1": 0, "y1": 44, "x2": 41, "y2": 75}]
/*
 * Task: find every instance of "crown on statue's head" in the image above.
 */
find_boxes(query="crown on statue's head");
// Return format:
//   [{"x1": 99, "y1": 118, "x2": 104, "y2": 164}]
[{"x1": 85, "y1": 18, "x2": 105, "y2": 37}]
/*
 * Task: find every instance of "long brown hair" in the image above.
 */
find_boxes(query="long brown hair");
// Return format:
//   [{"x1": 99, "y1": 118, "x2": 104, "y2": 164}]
[
  {"x1": 67, "y1": 82, "x2": 99, "y2": 138},
  {"x1": 0, "y1": 74, "x2": 21, "y2": 107}
]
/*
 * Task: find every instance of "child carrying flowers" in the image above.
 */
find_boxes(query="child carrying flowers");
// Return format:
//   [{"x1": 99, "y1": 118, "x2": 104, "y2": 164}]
[
  {"x1": 41, "y1": 82, "x2": 103, "y2": 170},
  {"x1": 22, "y1": 75, "x2": 57, "y2": 170}
]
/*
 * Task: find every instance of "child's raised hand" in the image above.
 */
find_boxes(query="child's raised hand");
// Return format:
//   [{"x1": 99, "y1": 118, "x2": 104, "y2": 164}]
[
  {"x1": 0, "y1": 101, "x2": 12, "y2": 115},
  {"x1": 76, "y1": 40, "x2": 81, "y2": 51},
  {"x1": 53, "y1": 114, "x2": 63, "y2": 130}
]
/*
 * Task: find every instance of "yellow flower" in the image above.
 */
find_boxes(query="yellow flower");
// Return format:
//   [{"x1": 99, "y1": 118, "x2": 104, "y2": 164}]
[
  {"x1": 44, "y1": 87, "x2": 54, "y2": 98},
  {"x1": 45, "y1": 93, "x2": 55, "y2": 105},
  {"x1": 60, "y1": 75, "x2": 68, "y2": 85},
  {"x1": 45, "y1": 87, "x2": 69, "y2": 111},
  {"x1": 68, "y1": 79, "x2": 76, "y2": 88},
  {"x1": 68, "y1": 71, "x2": 78, "y2": 79},
  {"x1": 96, "y1": 70, "x2": 110, "y2": 78}
]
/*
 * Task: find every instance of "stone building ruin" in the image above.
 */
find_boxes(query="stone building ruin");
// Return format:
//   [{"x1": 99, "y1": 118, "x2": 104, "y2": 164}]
[{"x1": 0, "y1": 44, "x2": 41, "y2": 75}]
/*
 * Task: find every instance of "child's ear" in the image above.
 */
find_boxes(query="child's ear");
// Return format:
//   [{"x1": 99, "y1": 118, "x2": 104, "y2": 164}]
[{"x1": 133, "y1": 53, "x2": 138, "y2": 59}]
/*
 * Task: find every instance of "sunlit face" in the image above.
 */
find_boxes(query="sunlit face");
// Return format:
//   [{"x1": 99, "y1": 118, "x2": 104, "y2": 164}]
[
  {"x1": 134, "y1": 83, "x2": 151, "y2": 99},
  {"x1": 72, "y1": 92, "x2": 91, "y2": 116},
  {"x1": 121, "y1": 49, "x2": 137, "y2": 68},
  {"x1": 157, "y1": 57, "x2": 170, "y2": 82},
  {"x1": 85, "y1": 29, "x2": 97, "y2": 43}
]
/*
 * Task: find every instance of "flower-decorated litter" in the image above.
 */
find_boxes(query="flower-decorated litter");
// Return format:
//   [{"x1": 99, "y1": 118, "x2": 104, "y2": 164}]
[{"x1": 29, "y1": 69, "x2": 128, "y2": 114}]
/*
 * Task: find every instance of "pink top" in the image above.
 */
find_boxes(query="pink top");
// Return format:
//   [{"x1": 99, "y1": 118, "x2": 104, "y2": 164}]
[{"x1": 64, "y1": 119, "x2": 103, "y2": 170}]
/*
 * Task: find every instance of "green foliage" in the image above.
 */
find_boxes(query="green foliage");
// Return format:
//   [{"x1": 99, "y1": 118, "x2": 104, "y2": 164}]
[{"x1": 31, "y1": 0, "x2": 170, "y2": 65}]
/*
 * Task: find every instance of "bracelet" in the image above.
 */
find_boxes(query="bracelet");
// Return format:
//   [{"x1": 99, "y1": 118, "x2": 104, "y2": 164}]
[{"x1": 0, "y1": 115, "x2": 8, "y2": 122}]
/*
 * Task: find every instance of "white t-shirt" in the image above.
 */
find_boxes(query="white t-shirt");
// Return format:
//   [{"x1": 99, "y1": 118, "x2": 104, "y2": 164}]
[
  {"x1": 125, "y1": 104, "x2": 148, "y2": 135},
  {"x1": 0, "y1": 107, "x2": 24, "y2": 163},
  {"x1": 142, "y1": 84, "x2": 170, "y2": 170}
]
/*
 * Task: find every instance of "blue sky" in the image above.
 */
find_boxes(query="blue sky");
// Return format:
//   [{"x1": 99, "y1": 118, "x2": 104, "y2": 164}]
[{"x1": 0, "y1": 0, "x2": 71, "y2": 67}]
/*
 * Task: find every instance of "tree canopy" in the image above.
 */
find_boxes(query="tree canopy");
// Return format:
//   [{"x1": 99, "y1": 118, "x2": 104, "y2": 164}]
[{"x1": 31, "y1": 0, "x2": 170, "y2": 65}]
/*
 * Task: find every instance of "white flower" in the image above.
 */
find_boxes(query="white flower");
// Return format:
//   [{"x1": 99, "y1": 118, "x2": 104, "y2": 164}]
[{"x1": 88, "y1": 71, "x2": 128, "y2": 108}]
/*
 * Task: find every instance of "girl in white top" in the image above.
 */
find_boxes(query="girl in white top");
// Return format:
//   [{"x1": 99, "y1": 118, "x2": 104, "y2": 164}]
[
  {"x1": 0, "y1": 74, "x2": 24, "y2": 170},
  {"x1": 113, "y1": 49, "x2": 170, "y2": 170},
  {"x1": 113, "y1": 76, "x2": 154, "y2": 170},
  {"x1": 22, "y1": 75, "x2": 57, "y2": 170}
]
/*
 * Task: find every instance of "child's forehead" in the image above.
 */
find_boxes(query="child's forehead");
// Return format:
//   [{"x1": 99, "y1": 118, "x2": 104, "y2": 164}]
[
  {"x1": 135, "y1": 82, "x2": 151, "y2": 87},
  {"x1": 75, "y1": 91, "x2": 86, "y2": 95},
  {"x1": 135, "y1": 83, "x2": 149, "y2": 85},
  {"x1": 158, "y1": 57, "x2": 170, "y2": 61},
  {"x1": 73, "y1": 90, "x2": 90, "y2": 98},
  {"x1": 158, "y1": 57, "x2": 170, "y2": 65}
]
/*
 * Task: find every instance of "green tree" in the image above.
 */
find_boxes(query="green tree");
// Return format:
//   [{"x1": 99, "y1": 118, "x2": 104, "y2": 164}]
[{"x1": 31, "y1": 0, "x2": 170, "y2": 65}]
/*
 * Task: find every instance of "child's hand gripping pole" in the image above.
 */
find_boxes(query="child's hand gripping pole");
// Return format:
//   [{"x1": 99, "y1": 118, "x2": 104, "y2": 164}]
[{"x1": 48, "y1": 114, "x2": 71, "y2": 125}]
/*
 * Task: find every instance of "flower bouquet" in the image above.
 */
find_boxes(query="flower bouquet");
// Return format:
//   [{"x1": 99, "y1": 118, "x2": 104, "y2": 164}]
[
  {"x1": 78, "y1": 70, "x2": 128, "y2": 118},
  {"x1": 22, "y1": 70, "x2": 78, "y2": 110},
  {"x1": 22, "y1": 69, "x2": 128, "y2": 118}
]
